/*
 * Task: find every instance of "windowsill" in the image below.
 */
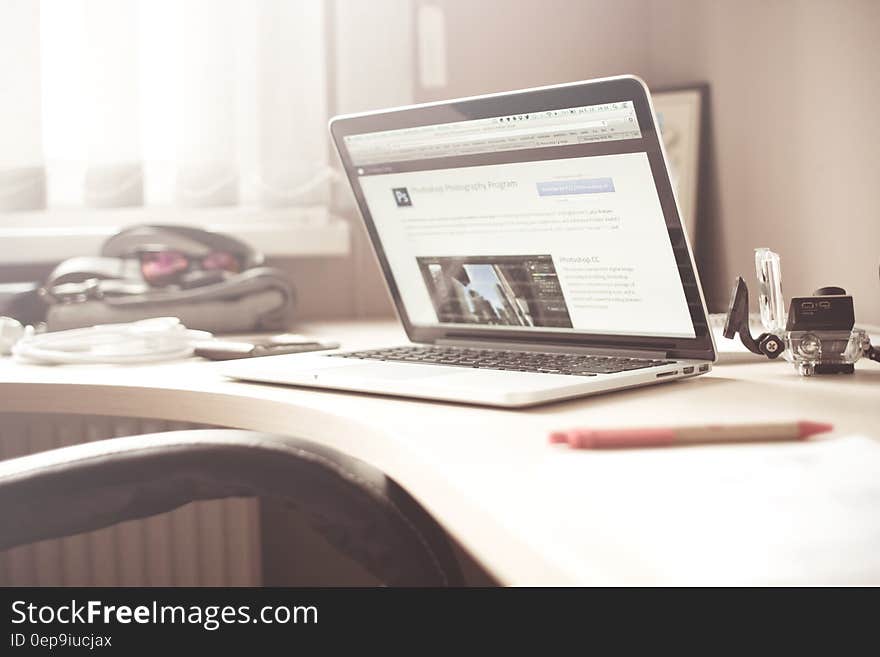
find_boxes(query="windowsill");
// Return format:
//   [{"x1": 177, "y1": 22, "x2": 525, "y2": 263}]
[{"x1": 0, "y1": 206, "x2": 351, "y2": 264}]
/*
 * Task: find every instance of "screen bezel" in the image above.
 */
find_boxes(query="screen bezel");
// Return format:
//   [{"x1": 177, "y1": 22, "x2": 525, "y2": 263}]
[{"x1": 330, "y1": 76, "x2": 715, "y2": 361}]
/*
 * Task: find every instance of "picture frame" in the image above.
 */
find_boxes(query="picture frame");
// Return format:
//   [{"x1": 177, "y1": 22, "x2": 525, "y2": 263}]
[{"x1": 651, "y1": 85, "x2": 707, "y2": 244}]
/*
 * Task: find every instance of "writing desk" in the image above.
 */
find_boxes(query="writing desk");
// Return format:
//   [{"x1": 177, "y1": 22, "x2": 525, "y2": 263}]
[{"x1": 1, "y1": 319, "x2": 878, "y2": 585}]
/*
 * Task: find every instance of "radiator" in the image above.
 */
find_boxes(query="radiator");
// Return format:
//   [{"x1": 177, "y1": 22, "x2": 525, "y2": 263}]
[{"x1": 0, "y1": 413, "x2": 261, "y2": 587}]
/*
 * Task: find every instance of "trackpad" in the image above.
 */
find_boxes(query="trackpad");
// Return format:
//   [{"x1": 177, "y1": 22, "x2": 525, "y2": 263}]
[{"x1": 320, "y1": 363, "x2": 454, "y2": 381}]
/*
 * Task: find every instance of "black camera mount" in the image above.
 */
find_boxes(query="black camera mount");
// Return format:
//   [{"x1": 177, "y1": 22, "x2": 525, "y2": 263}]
[{"x1": 722, "y1": 277, "x2": 785, "y2": 358}]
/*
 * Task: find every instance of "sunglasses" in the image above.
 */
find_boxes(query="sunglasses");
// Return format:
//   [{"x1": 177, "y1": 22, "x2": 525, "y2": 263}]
[{"x1": 137, "y1": 248, "x2": 242, "y2": 286}]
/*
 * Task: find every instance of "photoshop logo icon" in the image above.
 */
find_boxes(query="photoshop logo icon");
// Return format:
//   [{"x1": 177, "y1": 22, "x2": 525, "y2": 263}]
[{"x1": 392, "y1": 187, "x2": 412, "y2": 207}]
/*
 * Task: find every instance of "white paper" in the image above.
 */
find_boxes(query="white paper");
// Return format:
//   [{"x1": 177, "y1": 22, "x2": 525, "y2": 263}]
[{"x1": 532, "y1": 436, "x2": 880, "y2": 584}]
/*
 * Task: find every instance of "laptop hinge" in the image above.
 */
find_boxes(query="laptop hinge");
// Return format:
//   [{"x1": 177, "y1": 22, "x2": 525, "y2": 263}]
[{"x1": 433, "y1": 337, "x2": 668, "y2": 360}]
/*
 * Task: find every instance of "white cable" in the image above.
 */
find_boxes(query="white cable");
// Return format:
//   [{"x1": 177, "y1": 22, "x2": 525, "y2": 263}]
[
  {"x1": 11, "y1": 317, "x2": 211, "y2": 365},
  {"x1": 0, "y1": 317, "x2": 27, "y2": 355}
]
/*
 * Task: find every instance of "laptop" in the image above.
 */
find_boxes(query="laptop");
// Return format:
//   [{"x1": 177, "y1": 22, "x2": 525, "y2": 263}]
[{"x1": 222, "y1": 75, "x2": 716, "y2": 407}]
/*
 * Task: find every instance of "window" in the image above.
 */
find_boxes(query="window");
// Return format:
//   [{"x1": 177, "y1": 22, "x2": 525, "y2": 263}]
[
  {"x1": 0, "y1": 0, "x2": 415, "y2": 261},
  {"x1": 3, "y1": 0, "x2": 332, "y2": 211}
]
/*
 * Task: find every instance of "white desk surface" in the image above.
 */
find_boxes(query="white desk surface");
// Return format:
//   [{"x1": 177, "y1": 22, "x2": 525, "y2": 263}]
[{"x1": 1, "y1": 320, "x2": 879, "y2": 585}]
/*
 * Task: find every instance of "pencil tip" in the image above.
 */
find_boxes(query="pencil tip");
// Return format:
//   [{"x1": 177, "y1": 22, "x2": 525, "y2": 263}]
[{"x1": 798, "y1": 421, "x2": 834, "y2": 439}]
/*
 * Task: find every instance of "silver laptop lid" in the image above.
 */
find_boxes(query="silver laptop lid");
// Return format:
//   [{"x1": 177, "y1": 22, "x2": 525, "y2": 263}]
[{"x1": 330, "y1": 76, "x2": 715, "y2": 361}]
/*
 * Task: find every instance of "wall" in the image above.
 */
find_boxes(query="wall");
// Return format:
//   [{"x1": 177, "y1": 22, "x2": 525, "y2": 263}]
[
  {"x1": 647, "y1": 0, "x2": 880, "y2": 322},
  {"x1": 416, "y1": 0, "x2": 651, "y2": 102}
]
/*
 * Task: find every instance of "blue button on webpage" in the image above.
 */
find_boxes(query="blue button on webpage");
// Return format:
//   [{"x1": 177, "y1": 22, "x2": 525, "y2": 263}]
[{"x1": 536, "y1": 178, "x2": 615, "y2": 196}]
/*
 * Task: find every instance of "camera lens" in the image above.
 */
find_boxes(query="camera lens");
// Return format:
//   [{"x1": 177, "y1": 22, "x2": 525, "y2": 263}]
[{"x1": 797, "y1": 333, "x2": 821, "y2": 358}]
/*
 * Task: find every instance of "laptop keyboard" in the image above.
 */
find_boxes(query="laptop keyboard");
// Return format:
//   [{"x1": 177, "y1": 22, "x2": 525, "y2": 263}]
[{"x1": 330, "y1": 345, "x2": 675, "y2": 376}]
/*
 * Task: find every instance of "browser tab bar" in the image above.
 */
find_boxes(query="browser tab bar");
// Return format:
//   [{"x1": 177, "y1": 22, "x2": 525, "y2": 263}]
[{"x1": 344, "y1": 101, "x2": 642, "y2": 166}]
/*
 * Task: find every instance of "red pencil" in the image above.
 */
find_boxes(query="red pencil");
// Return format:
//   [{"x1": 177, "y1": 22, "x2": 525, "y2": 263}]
[{"x1": 549, "y1": 421, "x2": 833, "y2": 449}]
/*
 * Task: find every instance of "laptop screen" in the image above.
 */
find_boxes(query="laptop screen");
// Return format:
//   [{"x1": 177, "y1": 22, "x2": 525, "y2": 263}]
[{"x1": 332, "y1": 77, "x2": 713, "y2": 358}]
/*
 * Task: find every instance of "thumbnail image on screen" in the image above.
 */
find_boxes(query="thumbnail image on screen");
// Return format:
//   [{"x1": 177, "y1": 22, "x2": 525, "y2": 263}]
[{"x1": 416, "y1": 255, "x2": 573, "y2": 328}]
